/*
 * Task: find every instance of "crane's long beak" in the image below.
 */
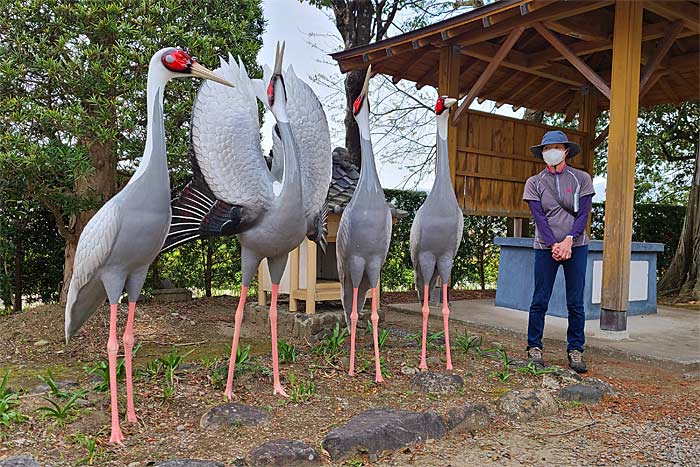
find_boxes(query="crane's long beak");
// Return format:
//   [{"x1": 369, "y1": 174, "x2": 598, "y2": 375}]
[
  {"x1": 190, "y1": 62, "x2": 235, "y2": 87},
  {"x1": 444, "y1": 97, "x2": 458, "y2": 108},
  {"x1": 361, "y1": 64, "x2": 372, "y2": 97},
  {"x1": 274, "y1": 41, "x2": 285, "y2": 75}
]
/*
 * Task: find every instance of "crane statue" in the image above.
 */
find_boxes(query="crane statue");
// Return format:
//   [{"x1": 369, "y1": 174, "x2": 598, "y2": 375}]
[
  {"x1": 64, "y1": 47, "x2": 233, "y2": 444},
  {"x1": 336, "y1": 66, "x2": 392, "y2": 383},
  {"x1": 162, "y1": 42, "x2": 331, "y2": 399},
  {"x1": 410, "y1": 96, "x2": 462, "y2": 371}
]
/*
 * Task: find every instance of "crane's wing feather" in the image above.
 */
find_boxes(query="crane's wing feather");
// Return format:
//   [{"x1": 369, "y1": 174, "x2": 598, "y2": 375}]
[
  {"x1": 65, "y1": 200, "x2": 120, "y2": 341},
  {"x1": 283, "y1": 66, "x2": 332, "y2": 223},
  {"x1": 191, "y1": 56, "x2": 273, "y2": 211}
]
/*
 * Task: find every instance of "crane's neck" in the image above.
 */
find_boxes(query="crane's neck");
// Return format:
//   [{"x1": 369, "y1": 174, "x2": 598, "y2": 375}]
[
  {"x1": 433, "y1": 111, "x2": 452, "y2": 188},
  {"x1": 276, "y1": 120, "x2": 302, "y2": 201},
  {"x1": 129, "y1": 64, "x2": 169, "y2": 185},
  {"x1": 354, "y1": 104, "x2": 383, "y2": 194}
]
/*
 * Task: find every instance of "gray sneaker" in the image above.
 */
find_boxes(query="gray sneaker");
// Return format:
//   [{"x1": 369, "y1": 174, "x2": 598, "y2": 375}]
[
  {"x1": 567, "y1": 350, "x2": 588, "y2": 373},
  {"x1": 527, "y1": 347, "x2": 545, "y2": 366}
]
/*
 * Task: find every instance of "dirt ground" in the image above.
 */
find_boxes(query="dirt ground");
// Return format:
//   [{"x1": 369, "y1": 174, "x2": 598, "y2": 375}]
[{"x1": 0, "y1": 294, "x2": 698, "y2": 466}]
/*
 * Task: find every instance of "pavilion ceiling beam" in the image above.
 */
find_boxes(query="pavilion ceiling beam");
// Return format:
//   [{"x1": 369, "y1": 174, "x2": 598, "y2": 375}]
[
  {"x1": 447, "y1": 0, "x2": 613, "y2": 48},
  {"x1": 527, "y1": 21, "x2": 695, "y2": 69},
  {"x1": 456, "y1": 59, "x2": 487, "y2": 97},
  {"x1": 392, "y1": 48, "x2": 434, "y2": 84},
  {"x1": 544, "y1": 18, "x2": 613, "y2": 42},
  {"x1": 564, "y1": 92, "x2": 583, "y2": 123},
  {"x1": 639, "y1": 21, "x2": 683, "y2": 91},
  {"x1": 643, "y1": 1, "x2": 700, "y2": 34},
  {"x1": 533, "y1": 22, "x2": 611, "y2": 99},
  {"x1": 460, "y1": 42, "x2": 585, "y2": 86},
  {"x1": 452, "y1": 25, "x2": 525, "y2": 123}
]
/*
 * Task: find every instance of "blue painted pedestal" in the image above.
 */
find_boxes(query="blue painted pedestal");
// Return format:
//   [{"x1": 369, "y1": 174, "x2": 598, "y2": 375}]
[{"x1": 494, "y1": 237, "x2": 664, "y2": 320}]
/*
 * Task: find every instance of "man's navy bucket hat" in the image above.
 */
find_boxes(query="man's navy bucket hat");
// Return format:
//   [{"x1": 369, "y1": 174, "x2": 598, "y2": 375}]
[{"x1": 530, "y1": 130, "x2": 581, "y2": 159}]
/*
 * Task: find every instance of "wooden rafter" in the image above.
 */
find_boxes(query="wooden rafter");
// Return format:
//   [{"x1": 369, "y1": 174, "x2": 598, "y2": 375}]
[
  {"x1": 592, "y1": 126, "x2": 609, "y2": 149},
  {"x1": 643, "y1": 1, "x2": 700, "y2": 34},
  {"x1": 448, "y1": 0, "x2": 613, "y2": 48},
  {"x1": 452, "y1": 25, "x2": 526, "y2": 123},
  {"x1": 456, "y1": 59, "x2": 487, "y2": 97},
  {"x1": 527, "y1": 21, "x2": 695, "y2": 69},
  {"x1": 564, "y1": 92, "x2": 583, "y2": 122},
  {"x1": 392, "y1": 48, "x2": 433, "y2": 84},
  {"x1": 544, "y1": 17, "x2": 613, "y2": 42},
  {"x1": 533, "y1": 22, "x2": 611, "y2": 99},
  {"x1": 460, "y1": 41, "x2": 585, "y2": 86},
  {"x1": 414, "y1": 53, "x2": 441, "y2": 89},
  {"x1": 639, "y1": 21, "x2": 684, "y2": 91}
]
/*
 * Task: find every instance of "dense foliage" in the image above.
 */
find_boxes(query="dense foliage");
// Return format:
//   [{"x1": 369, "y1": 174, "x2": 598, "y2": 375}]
[
  {"x1": 0, "y1": 0, "x2": 266, "y2": 300},
  {"x1": 590, "y1": 203, "x2": 686, "y2": 275}
]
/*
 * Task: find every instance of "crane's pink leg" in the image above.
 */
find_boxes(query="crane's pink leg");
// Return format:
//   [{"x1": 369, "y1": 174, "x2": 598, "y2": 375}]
[
  {"x1": 269, "y1": 284, "x2": 289, "y2": 397},
  {"x1": 370, "y1": 288, "x2": 383, "y2": 383},
  {"x1": 419, "y1": 284, "x2": 430, "y2": 370},
  {"x1": 442, "y1": 284, "x2": 453, "y2": 370},
  {"x1": 224, "y1": 285, "x2": 248, "y2": 400},
  {"x1": 123, "y1": 301, "x2": 137, "y2": 423},
  {"x1": 107, "y1": 304, "x2": 124, "y2": 444},
  {"x1": 348, "y1": 288, "x2": 359, "y2": 376}
]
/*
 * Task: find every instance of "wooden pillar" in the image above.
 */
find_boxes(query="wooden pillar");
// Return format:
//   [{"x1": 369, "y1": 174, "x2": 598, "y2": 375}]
[
  {"x1": 306, "y1": 239, "x2": 317, "y2": 314},
  {"x1": 600, "y1": 1, "x2": 643, "y2": 332},
  {"x1": 289, "y1": 247, "x2": 299, "y2": 312},
  {"x1": 439, "y1": 45, "x2": 461, "y2": 188},
  {"x1": 257, "y1": 263, "x2": 266, "y2": 306}
]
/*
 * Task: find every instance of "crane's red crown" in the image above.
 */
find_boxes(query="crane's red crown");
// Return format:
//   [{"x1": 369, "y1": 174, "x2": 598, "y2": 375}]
[
  {"x1": 161, "y1": 48, "x2": 193, "y2": 73},
  {"x1": 353, "y1": 94, "x2": 366, "y2": 116},
  {"x1": 435, "y1": 96, "x2": 447, "y2": 115},
  {"x1": 267, "y1": 75, "x2": 287, "y2": 107}
]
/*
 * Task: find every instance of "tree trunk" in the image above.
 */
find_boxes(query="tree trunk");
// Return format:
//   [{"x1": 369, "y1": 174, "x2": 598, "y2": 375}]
[
  {"x1": 60, "y1": 140, "x2": 117, "y2": 303},
  {"x1": 335, "y1": 0, "x2": 374, "y2": 168},
  {"x1": 523, "y1": 109, "x2": 545, "y2": 122},
  {"x1": 658, "y1": 151, "x2": 700, "y2": 301},
  {"x1": 13, "y1": 239, "x2": 22, "y2": 313},
  {"x1": 344, "y1": 69, "x2": 367, "y2": 168}
]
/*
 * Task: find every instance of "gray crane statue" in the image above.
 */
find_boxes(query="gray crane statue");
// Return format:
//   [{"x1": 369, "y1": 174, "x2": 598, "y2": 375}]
[
  {"x1": 64, "y1": 47, "x2": 233, "y2": 444},
  {"x1": 161, "y1": 42, "x2": 331, "y2": 399},
  {"x1": 410, "y1": 96, "x2": 462, "y2": 371},
  {"x1": 336, "y1": 66, "x2": 392, "y2": 383}
]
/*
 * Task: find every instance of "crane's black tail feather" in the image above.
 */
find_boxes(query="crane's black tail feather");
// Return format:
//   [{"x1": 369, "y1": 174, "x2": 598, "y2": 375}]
[
  {"x1": 308, "y1": 202, "x2": 329, "y2": 254},
  {"x1": 161, "y1": 178, "x2": 244, "y2": 254}
]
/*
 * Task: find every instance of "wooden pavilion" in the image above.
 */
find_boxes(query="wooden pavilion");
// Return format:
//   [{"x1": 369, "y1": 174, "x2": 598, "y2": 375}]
[{"x1": 331, "y1": 0, "x2": 699, "y2": 333}]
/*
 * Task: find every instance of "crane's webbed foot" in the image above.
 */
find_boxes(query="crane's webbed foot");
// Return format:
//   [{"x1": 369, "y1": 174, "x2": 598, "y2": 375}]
[
  {"x1": 273, "y1": 384, "x2": 289, "y2": 398},
  {"x1": 109, "y1": 425, "x2": 125, "y2": 445}
]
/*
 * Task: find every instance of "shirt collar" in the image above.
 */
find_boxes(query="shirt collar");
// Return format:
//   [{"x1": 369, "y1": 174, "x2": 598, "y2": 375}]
[{"x1": 546, "y1": 161, "x2": 567, "y2": 174}]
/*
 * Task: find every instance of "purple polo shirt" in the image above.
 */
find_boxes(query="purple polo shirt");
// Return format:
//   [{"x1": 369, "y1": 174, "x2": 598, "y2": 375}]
[{"x1": 523, "y1": 166, "x2": 595, "y2": 250}]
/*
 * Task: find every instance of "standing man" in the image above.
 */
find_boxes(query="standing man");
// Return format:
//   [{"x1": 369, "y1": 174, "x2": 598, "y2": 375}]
[{"x1": 523, "y1": 130, "x2": 595, "y2": 373}]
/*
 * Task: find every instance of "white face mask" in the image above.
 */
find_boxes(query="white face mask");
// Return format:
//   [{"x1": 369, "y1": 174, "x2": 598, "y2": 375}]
[{"x1": 542, "y1": 148, "x2": 566, "y2": 166}]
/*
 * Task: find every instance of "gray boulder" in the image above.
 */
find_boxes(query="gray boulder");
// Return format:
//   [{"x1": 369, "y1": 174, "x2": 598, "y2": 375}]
[
  {"x1": 153, "y1": 461, "x2": 225, "y2": 467},
  {"x1": 411, "y1": 371, "x2": 464, "y2": 394},
  {"x1": 247, "y1": 439, "x2": 320, "y2": 466},
  {"x1": 445, "y1": 403, "x2": 495, "y2": 433},
  {"x1": 322, "y1": 408, "x2": 446, "y2": 461},
  {"x1": 0, "y1": 456, "x2": 41, "y2": 467},
  {"x1": 200, "y1": 403, "x2": 269, "y2": 430},
  {"x1": 497, "y1": 388, "x2": 558, "y2": 421}
]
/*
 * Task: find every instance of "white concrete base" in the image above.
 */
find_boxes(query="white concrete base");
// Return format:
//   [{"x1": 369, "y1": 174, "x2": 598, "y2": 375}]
[{"x1": 594, "y1": 329, "x2": 631, "y2": 341}]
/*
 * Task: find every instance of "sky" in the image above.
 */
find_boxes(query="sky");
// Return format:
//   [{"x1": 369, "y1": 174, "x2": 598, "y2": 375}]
[{"x1": 256, "y1": 0, "x2": 606, "y2": 199}]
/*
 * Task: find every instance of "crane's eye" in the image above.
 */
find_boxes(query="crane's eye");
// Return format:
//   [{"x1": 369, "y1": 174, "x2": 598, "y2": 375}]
[
  {"x1": 435, "y1": 97, "x2": 445, "y2": 115},
  {"x1": 353, "y1": 95, "x2": 364, "y2": 115},
  {"x1": 162, "y1": 49, "x2": 192, "y2": 72}
]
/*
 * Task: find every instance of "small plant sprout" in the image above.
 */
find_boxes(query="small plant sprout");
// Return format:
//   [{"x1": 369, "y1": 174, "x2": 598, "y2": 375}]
[
  {"x1": 36, "y1": 391, "x2": 85, "y2": 426},
  {"x1": 277, "y1": 339, "x2": 297, "y2": 363},
  {"x1": 287, "y1": 373, "x2": 316, "y2": 403},
  {"x1": 454, "y1": 330, "x2": 482, "y2": 355},
  {"x1": 72, "y1": 432, "x2": 99, "y2": 465},
  {"x1": 36, "y1": 370, "x2": 72, "y2": 399},
  {"x1": 490, "y1": 368, "x2": 512, "y2": 383},
  {"x1": 408, "y1": 330, "x2": 444, "y2": 349},
  {"x1": 0, "y1": 371, "x2": 27, "y2": 430},
  {"x1": 86, "y1": 359, "x2": 125, "y2": 392},
  {"x1": 516, "y1": 362, "x2": 559, "y2": 376},
  {"x1": 314, "y1": 323, "x2": 348, "y2": 362}
]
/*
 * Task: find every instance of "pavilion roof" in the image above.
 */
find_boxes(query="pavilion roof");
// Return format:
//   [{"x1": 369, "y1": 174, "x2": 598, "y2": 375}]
[{"x1": 331, "y1": 0, "x2": 699, "y2": 114}]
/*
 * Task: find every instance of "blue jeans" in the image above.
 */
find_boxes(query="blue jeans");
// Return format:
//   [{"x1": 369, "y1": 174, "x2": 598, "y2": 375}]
[{"x1": 527, "y1": 245, "x2": 587, "y2": 352}]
